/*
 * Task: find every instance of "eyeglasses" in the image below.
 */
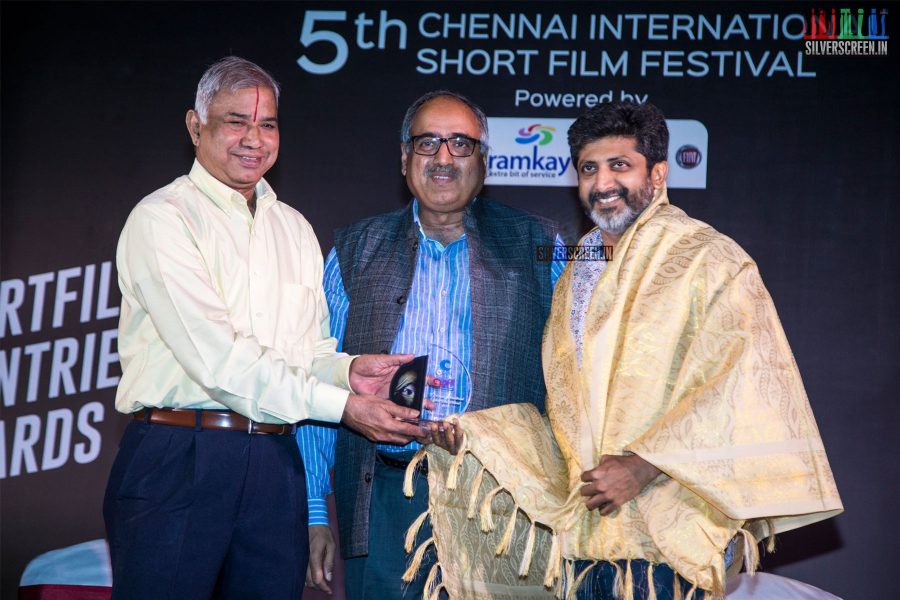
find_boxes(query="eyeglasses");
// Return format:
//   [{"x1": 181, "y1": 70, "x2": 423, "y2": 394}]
[{"x1": 409, "y1": 135, "x2": 480, "y2": 157}]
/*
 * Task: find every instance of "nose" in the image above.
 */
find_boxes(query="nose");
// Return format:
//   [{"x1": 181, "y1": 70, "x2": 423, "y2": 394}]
[
  {"x1": 592, "y1": 165, "x2": 615, "y2": 193},
  {"x1": 241, "y1": 123, "x2": 262, "y2": 148},
  {"x1": 432, "y1": 140, "x2": 454, "y2": 165}
]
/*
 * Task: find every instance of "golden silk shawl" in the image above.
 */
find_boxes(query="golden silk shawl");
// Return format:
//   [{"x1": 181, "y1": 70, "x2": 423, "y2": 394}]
[{"x1": 403, "y1": 188, "x2": 842, "y2": 599}]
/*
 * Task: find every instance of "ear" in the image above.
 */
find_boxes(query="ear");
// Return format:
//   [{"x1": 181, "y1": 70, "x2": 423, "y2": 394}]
[
  {"x1": 650, "y1": 161, "x2": 668, "y2": 188},
  {"x1": 400, "y1": 143, "x2": 409, "y2": 176},
  {"x1": 186, "y1": 110, "x2": 201, "y2": 146}
]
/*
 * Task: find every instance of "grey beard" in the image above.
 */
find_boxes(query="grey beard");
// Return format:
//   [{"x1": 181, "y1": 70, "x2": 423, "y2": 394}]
[
  {"x1": 588, "y1": 180, "x2": 654, "y2": 234},
  {"x1": 590, "y1": 202, "x2": 641, "y2": 234}
]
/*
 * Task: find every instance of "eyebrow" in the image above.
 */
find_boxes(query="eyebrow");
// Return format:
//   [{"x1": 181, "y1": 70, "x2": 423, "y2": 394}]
[
  {"x1": 225, "y1": 112, "x2": 278, "y2": 122},
  {"x1": 413, "y1": 131, "x2": 476, "y2": 139},
  {"x1": 577, "y1": 155, "x2": 633, "y2": 167}
]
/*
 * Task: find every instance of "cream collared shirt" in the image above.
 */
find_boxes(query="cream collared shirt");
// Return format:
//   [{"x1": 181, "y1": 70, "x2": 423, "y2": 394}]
[{"x1": 115, "y1": 160, "x2": 352, "y2": 424}]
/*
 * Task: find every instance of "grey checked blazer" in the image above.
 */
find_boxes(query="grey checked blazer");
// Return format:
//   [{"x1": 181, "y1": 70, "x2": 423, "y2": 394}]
[{"x1": 332, "y1": 198, "x2": 557, "y2": 558}]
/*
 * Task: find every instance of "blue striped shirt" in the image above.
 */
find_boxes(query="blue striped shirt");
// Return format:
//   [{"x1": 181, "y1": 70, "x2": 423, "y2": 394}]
[{"x1": 297, "y1": 200, "x2": 565, "y2": 525}]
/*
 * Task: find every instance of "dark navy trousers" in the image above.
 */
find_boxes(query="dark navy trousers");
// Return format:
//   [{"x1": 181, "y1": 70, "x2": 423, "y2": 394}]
[
  {"x1": 574, "y1": 559, "x2": 705, "y2": 600},
  {"x1": 343, "y1": 460, "x2": 437, "y2": 600},
  {"x1": 103, "y1": 419, "x2": 308, "y2": 599}
]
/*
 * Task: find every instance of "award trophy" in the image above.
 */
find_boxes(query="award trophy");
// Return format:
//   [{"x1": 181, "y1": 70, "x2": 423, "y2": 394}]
[
  {"x1": 389, "y1": 355, "x2": 428, "y2": 415},
  {"x1": 388, "y1": 345, "x2": 472, "y2": 425},
  {"x1": 421, "y1": 344, "x2": 472, "y2": 424}
]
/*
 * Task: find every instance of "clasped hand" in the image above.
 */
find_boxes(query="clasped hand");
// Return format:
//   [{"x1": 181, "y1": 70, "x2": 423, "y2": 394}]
[{"x1": 579, "y1": 454, "x2": 660, "y2": 515}]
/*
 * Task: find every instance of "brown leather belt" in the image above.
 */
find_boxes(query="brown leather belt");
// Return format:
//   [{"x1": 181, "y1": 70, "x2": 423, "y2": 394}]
[{"x1": 133, "y1": 408, "x2": 296, "y2": 435}]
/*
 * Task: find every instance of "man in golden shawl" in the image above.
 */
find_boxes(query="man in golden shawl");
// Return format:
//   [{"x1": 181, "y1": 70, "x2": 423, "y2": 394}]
[{"x1": 411, "y1": 102, "x2": 842, "y2": 600}]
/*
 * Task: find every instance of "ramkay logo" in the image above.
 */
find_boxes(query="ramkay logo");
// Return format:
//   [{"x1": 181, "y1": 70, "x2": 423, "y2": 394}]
[
  {"x1": 487, "y1": 118, "x2": 573, "y2": 183},
  {"x1": 516, "y1": 124, "x2": 555, "y2": 145},
  {"x1": 486, "y1": 117, "x2": 708, "y2": 189}
]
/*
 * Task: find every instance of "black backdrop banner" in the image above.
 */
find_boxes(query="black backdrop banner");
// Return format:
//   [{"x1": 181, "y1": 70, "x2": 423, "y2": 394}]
[{"x1": 1, "y1": 2, "x2": 897, "y2": 598}]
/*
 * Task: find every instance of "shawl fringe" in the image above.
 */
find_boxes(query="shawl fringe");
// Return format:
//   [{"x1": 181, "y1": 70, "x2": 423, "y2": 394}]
[
  {"x1": 403, "y1": 536, "x2": 435, "y2": 583},
  {"x1": 404, "y1": 509, "x2": 431, "y2": 553},
  {"x1": 647, "y1": 563, "x2": 657, "y2": 600},
  {"x1": 763, "y1": 518, "x2": 777, "y2": 553},
  {"x1": 561, "y1": 559, "x2": 577, "y2": 599},
  {"x1": 446, "y1": 437, "x2": 468, "y2": 490},
  {"x1": 427, "y1": 583, "x2": 447, "y2": 600},
  {"x1": 737, "y1": 527, "x2": 761, "y2": 575},
  {"x1": 611, "y1": 560, "x2": 625, "y2": 599},
  {"x1": 467, "y1": 465, "x2": 486, "y2": 519},
  {"x1": 624, "y1": 559, "x2": 634, "y2": 600},
  {"x1": 565, "y1": 560, "x2": 596, "y2": 600},
  {"x1": 495, "y1": 501, "x2": 519, "y2": 556},
  {"x1": 407, "y1": 447, "x2": 730, "y2": 600},
  {"x1": 543, "y1": 532, "x2": 562, "y2": 589},
  {"x1": 518, "y1": 518, "x2": 538, "y2": 576},
  {"x1": 423, "y1": 561, "x2": 441, "y2": 600},
  {"x1": 403, "y1": 447, "x2": 429, "y2": 498},
  {"x1": 685, "y1": 582, "x2": 698, "y2": 600},
  {"x1": 479, "y1": 485, "x2": 504, "y2": 532}
]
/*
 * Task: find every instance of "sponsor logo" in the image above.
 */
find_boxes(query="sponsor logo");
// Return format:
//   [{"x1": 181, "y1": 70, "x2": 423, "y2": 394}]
[
  {"x1": 487, "y1": 118, "x2": 573, "y2": 183},
  {"x1": 515, "y1": 124, "x2": 556, "y2": 145},
  {"x1": 486, "y1": 117, "x2": 708, "y2": 189},
  {"x1": 676, "y1": 145, "x2": 702, "y2": 169}
]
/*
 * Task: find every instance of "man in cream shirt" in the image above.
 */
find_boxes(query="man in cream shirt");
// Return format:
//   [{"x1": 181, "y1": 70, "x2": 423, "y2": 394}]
[{"x1": 103, "y1": 56, "x2": 425, "y2": 599}]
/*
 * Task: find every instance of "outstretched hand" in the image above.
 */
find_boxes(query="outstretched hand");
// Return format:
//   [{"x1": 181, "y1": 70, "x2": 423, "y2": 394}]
[
  {"x1": 349, "y1": 354, "x2": 414, "y2": 397},
  {"x1": 427, "y1": 420, "x2": 464, "y2": 455},
  {"x1": 579, "y1": 454, "x2": 661, "y2": 515},
  {"x1": 341, "y1": 393, "x2": 431, "y2": 445}
]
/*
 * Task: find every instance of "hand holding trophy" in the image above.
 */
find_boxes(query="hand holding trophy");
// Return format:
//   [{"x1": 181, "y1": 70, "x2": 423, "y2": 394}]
[
  {"x1": 424, "y1": 343, "x2": 472, "y2": 422},
  {"x1": 387, "y1": 344, "x2": 471, "y2": 453}
]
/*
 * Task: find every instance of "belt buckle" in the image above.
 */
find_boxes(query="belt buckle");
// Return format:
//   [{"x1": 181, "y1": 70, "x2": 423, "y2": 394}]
[{"x1": 248, "y1": 420, "x2": 271, "y2": 435}]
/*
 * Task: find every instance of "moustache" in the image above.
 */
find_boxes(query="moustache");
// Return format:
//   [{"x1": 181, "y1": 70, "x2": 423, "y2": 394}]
[
  {"x1": 589, "y1": 187, "x2": 628, "y2": 205},
  {"x1": 425, "y1": 165, "x2": 460, "y2": 178}
]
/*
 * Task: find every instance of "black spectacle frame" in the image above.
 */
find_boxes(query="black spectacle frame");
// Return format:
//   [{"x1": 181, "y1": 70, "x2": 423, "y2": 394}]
[{"x1": 409, "y1": 135, "x2": 481, "y2": 157}]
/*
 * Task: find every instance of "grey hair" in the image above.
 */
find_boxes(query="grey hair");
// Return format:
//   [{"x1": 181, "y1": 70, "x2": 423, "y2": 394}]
[
  {"x1": 194, "y1": 56, "x2": 281, "y2": 123},
  {"x1": 400, "y1": 90, "x2": 490, "y2": 155}
]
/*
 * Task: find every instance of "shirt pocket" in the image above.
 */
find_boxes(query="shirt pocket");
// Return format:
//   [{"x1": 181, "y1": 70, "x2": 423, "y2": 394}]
[{"x1": 277, "y1": 283, "x2": 321, "y2": 366}]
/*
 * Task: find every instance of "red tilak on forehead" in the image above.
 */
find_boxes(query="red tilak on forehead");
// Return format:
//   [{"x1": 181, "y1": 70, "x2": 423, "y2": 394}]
[{"x1": 252, "y1": 85, "x2": 259, "y2": 122}]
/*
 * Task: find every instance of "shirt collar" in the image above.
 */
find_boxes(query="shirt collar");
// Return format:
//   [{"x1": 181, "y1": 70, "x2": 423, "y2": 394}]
[
  {"x1": 412, "y1": 198, "x2": 424, "y2": 231},
  {"x1": 411, "y1": 198, "x2": 469, "y2": 252},
  {"x1": 188, "y1": 159, "x2": 277, "y2": 215}
]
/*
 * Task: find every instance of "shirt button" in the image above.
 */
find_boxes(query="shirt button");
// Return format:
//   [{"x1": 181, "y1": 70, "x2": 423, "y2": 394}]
[
  {"x1": 439, "y1": 326, "x2": 446, "y2": 333},
  {"x1": 364, "y1": 472, "x2": 373, "y2": 483},
  {"x1": 255, "y1": 312, "x2": 263, "y2": 318},
  {"x1": 441, "y1": 289, "x2": 448, "y2": 295}
]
